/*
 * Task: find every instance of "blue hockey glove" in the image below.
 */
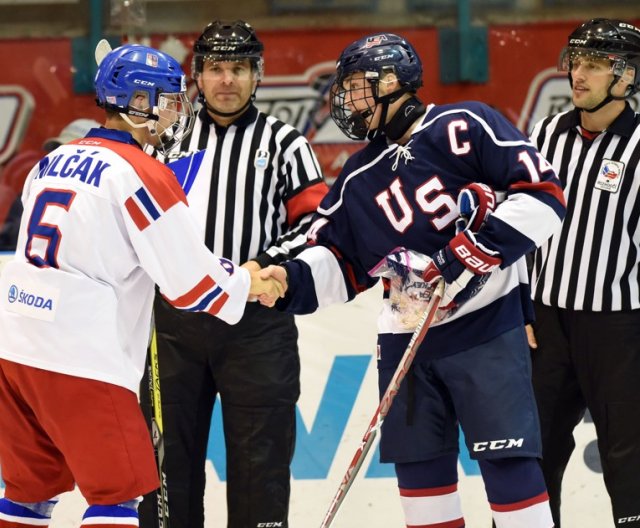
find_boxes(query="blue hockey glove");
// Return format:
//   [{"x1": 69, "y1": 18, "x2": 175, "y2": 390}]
[
  {"x1": 422, "y1": 231, "x2": 502, "y2": 310},
  {"x1": 455, "y1": 183, "x2": 497, "y2": 234}
]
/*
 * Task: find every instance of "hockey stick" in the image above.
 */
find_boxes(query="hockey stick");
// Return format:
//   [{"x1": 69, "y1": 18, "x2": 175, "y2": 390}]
[
  {"x1": 148, "y1": 328, "x2": 170, "y2": 528},
  {"x1": 95, "y1": 39, "x2": 112, "y2": 66},
  {"x1": 319, "y1": 279, "x2": 445, "y2": 528}
]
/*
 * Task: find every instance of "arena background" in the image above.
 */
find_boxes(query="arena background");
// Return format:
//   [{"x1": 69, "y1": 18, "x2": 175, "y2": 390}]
[{"x1": 1, "y1": 1, "x2": 638, "y2": 525}]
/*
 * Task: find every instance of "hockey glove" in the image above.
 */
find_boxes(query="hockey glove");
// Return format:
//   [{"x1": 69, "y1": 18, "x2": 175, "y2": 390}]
[
  {"x1": 455, "y1": 183, "x2": 497, "y2": 234},
  {"x1": 422, "y1": 231, "x2": 502, "y2": 310}
]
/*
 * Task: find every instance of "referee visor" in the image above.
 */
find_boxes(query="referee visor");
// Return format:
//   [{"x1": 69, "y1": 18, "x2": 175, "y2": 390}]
[{"x1": 559, "y1": 47, "x2": 635, "y2": 81}]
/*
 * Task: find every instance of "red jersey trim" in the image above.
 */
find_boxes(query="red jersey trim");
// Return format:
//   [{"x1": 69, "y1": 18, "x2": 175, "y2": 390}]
[
  {"x1": 490, "y1": 490, "x2": 550, "y2": 512},
  {"x1": 124, "y1": 197, "x2": 150, "y2": 231},
  {"x1": 510, "y1": 181, "x2": 566, "y2": 207},
  {"x1": 399, "y1": 483, "x2": 458, "y2": 497},
  {"x1": 286, "y1": 181, "x2": 328, "y2": 225},
  {"x1": 83, "y1": 137, "x2": 188, "y2": 211},
  {"x1": 166, "y1": 275, "x2": 216, "y2": 309}
]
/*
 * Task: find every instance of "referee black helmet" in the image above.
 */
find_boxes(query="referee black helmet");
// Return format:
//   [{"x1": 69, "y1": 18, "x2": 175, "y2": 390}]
[
  {"x1": 559, "y1": 18, "x2": 640, "y2": 98},
  {"x1": 191, "y1": 20, "x2": 264, "y2": 81}
]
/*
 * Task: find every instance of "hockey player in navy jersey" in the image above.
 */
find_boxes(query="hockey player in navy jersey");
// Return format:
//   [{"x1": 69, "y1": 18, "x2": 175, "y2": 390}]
[
  {"x1": 0, "y1": 43, "x2": 281, "y2": 528},
  {"x1": 260, "y1": 33, "x2": 566, "y2": 527}
]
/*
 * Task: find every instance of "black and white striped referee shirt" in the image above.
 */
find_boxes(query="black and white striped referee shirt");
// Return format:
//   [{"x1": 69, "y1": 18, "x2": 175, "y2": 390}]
[
  {"x1": 163, "y1": 105, "x2": 328, "y2": 267},
  {"x1": 530, "y1": 103, "x2": 640, "y2": 311}
]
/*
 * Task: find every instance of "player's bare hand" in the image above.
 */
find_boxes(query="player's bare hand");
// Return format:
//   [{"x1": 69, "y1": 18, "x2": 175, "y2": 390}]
[
  {"x1": 525, "y1": 324, "x2": 538, "y2": 349},
  {"x1": 242, "y1": 260, "x2": 262, "y2": 301},
  {"x1": 257, "y1": 265, "x2": 288, "y2": 307},
  {"x1": 249, "y1": 272, "x2": 284, "y2": 306}
]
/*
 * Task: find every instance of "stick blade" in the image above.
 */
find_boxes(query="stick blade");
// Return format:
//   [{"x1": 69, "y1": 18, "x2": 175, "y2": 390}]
[{"x1": 95, "y1": 39, "x2": 112, "y2": 66}]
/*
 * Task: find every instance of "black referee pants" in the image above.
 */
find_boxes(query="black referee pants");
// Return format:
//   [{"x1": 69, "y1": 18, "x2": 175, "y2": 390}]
[
  {"x1": 138, "y1": 294, "x2": 300, "y2": 528},
  {"x1": 531, "y1": 302, "x2": 640, "y2": 527}
]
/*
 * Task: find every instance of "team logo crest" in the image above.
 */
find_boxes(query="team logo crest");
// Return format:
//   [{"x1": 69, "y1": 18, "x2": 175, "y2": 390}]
[
  {"x1": 594, "y1": 159, "x2": 625, "y2": 193},
  {"x1": 363, "y1": 35, "x2": 388, "y2": 48}
]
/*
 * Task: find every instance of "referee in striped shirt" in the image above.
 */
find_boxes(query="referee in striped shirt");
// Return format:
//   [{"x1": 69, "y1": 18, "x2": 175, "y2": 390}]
[
  {"x1": 138, "y1": 21, "x2": 328, "y2": 528},
  {"x1": 528, "y1": 19, "x2": 640, "y2": 528}
]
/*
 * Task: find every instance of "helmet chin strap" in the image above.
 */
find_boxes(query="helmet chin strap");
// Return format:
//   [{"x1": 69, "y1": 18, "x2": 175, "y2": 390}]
[
  {"x1": 120, "y1": 110, "x2": 179, "y2": 155},
  {"x1": 366, "y1": 85, "x2": 412, "y2": 140},
  {"x1": 119, "y1": 111, "x2": 161, "y2": 147},
  {"x1": 120, "y1": 112, "x2": 157, "y2": 132},
  {"x1": 572, "y1": 73, "x2": 627, "y2": 114}
]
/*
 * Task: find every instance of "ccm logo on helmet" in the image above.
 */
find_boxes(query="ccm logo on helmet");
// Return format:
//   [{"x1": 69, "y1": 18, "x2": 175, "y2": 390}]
[
  {"x1": 257, "y1": 523, "x2": 283, "y2": 527},
  {"x1": 212, "y1": 45, "x2": 240, "y2": 51},
  {"x1": 473, "y1": 438, "x2": 524, "y2": 452},
  {"x1": 134, "y1": 79, "x2": 155, "y2": 86},
  {"x1": 569, "y1": 38, "x2": 588, "y2": 45},
  {"x1": 618, "y1": 515, "x2": 640, "y2": 524}
]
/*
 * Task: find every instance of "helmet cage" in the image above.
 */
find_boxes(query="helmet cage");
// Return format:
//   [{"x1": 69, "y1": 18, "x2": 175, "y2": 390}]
[
  {"x1": 152, "y1": 91, "x2": 195, "y2": 155},
  {"x1": 330, "y1": 33, "x2": 423, "y2": 140},
  {"x1": 330, "y1": 71, "x2": 381, "y2": 140}
]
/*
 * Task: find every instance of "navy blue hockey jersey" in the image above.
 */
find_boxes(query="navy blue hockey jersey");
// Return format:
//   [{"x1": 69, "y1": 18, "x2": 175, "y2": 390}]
[{"x1": 280, "y1": 101, "x2": 566, "y2": 357}]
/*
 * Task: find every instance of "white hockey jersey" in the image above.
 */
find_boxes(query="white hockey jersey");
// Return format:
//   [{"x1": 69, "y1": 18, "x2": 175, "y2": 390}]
[{"x1": 0, "y1": 128, "x2": 250, "y2": 392}]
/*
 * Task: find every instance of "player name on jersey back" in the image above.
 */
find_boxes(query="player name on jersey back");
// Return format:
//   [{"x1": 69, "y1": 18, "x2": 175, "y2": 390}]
[{"x1": 35, "y1": 148, "x2": 110, "y2": 188}]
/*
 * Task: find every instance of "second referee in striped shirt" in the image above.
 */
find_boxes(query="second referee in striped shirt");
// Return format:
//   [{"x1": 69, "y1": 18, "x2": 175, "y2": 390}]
[
  {"x1": 138, "y1": 20, "x2": 328, "y2": 528},
  {"x1": 528, "y1": 18, "x2": 640, "y2": 528}
]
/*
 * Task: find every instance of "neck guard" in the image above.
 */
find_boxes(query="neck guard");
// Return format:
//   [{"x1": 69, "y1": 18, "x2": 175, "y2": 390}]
[{"x1": 383, "y1": 96, "x2": 426, "y2": 141}]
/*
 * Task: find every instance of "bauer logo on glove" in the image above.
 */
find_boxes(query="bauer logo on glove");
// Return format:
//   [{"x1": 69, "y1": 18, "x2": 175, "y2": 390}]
[{"x1": 423, "y1": 231, "x2": 502, "y2": 311}]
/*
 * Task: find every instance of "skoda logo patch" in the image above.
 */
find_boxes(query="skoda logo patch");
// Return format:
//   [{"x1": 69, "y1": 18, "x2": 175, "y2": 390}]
[{"x1": 8, "y1": 284, "x2": 18, "y2": 303}]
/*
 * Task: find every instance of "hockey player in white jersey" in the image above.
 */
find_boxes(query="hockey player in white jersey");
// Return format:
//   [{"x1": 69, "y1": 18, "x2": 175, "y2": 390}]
[
  {"x1": 0, "y1": 44, "x2": 281, "y2": 528},
  {"x1": 260, "y1": 33, "x2": 566, "y2": 527}
]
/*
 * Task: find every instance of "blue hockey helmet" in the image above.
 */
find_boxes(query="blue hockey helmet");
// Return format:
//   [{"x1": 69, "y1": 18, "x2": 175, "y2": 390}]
[
  {"x1": 335, "y1": 33, "x2": 423, "y2": 93},
  {"x1": 95, "y1": 44, "x2": 187, "y2": 112},
  {"x1": 94, "y1": 44, "x2": 194, "y2": 154},
  {"x1": 330, "y1": 33, "x2": 423, "y2": 140}
]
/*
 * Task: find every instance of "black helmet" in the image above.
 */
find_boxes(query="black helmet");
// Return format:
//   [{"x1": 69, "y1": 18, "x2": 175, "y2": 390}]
[
  {"x1": 559, "y1": 18, "x2": 640, "y2": 98},
  {"x1": 192, "y1": 20, "x2": 264, "y2": 80}
]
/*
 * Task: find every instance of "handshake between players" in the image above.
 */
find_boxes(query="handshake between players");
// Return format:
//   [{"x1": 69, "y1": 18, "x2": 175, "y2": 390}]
[{"x1": 255, "y1": 182, "x2": 499, "y2": 311}]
